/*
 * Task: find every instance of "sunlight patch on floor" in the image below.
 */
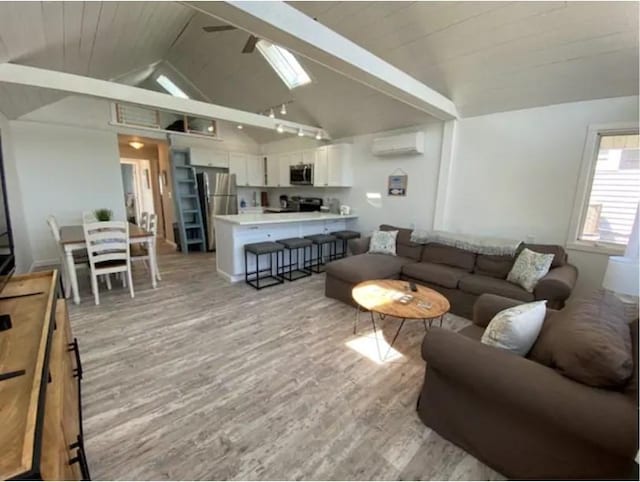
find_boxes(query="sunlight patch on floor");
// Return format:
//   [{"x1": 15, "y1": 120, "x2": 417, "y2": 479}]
[{"x1": 346, "y1": 331, "x2": 405, "y2": 365}]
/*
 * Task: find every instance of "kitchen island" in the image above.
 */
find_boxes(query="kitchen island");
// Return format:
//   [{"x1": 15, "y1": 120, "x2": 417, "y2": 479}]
[{"x1": 214, "y1": 212, "x2": 358, "y2": 282}]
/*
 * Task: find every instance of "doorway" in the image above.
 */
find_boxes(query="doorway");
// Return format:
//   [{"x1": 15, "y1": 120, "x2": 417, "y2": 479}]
[{"x1": 117, "y1": 135, "x2": 175, "y2": 245}]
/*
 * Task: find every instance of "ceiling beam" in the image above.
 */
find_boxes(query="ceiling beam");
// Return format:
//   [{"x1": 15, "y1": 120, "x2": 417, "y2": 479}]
[
  {"x1": 0, "y1": 63, "x2": 330, "y2": 139},
  {"x1": 185, "y1": 1, "x2": 459, "y2": 120}
]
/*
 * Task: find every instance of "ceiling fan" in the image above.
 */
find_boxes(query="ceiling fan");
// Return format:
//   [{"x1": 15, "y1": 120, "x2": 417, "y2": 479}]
[{"x1": 202, "y1": 24, "x2": 259, "y2": 54}]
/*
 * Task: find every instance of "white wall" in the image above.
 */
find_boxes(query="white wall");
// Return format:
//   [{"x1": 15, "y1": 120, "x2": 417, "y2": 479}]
[
  {"x1": 0, "y1": 111, "x2": 32, "y2": 272},
  {"x1": 443, "y1": 95, "x2": 639, "y2": 296},
  {"x1": 10, "y1": 121, "x2": 125, "y2": 266}
]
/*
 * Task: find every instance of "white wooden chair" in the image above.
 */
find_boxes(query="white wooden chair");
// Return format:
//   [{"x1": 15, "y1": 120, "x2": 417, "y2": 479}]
[
  {"x1": 131, "y1": 212, "x2": 161, "y2": 280},
  {"x1": 47, "y1": 215, "x2": 89, "y2": 298},
  {"x1": 83, "y1": 220, "x2": 134, "y2": 305},
  {"x1": 140, "y1": 211, "x2": 149, "y2": 231}
]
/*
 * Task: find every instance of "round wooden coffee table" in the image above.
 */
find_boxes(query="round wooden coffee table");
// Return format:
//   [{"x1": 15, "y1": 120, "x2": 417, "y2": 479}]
[{"x1": 351, "y1": 279, "x2": 450, "y2": 353}]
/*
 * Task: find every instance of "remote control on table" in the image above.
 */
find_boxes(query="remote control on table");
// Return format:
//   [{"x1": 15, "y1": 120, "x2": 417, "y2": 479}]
[{"x1": 409, "y1": 282, "x2": 417, "y2": 292}]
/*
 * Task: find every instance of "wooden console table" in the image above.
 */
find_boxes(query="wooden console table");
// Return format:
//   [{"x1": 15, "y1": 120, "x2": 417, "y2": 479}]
[{"x1": 0, "y1": 271, "x2": 89, "y2": 480}]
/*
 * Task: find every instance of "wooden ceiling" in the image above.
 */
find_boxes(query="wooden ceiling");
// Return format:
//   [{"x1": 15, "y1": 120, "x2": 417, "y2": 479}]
[{"x1": 0, "y1": 1, "x2": 637, "y2": 138}]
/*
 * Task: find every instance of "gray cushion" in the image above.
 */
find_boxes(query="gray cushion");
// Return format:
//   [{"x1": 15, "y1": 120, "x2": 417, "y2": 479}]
[
  {"x1": 474, "y1": 254, "x2": 514, "y2": 279},
  {"x1": 244, "y1": 241, "x2": 284, "y2": 254},
  {"x1": 402, "y1": 262, "x2": 469, "y2": 289},
  {"x1": 520, "y1": 243, "x2": 567, "y2": 268},
  {"x1": 380, "y1": 224, "x2": 423, "y2": 261},
  {"x1": 331, "y1": 230, "x2": 360, "y2": 240},
  {"x1": 326, "y1": 253, "x2": 415, "y2": 284},
  {"x1": 277, "y1": 237, "x2": 312, "y2": 249},
  {"x1": 305, "y1": 234, "x2": 337, "y2": 244},
  {"x1": 421, "y1": 243, "x2": 476, "y2": 272},
  {"x1": 459, "y1": 274, "x2": 534, "y2": 302}
]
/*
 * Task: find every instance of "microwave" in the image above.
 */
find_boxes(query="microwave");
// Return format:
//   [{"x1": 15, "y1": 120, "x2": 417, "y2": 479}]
[{"x1": 290, "y1": 163, "x2": 314, "y2": 185}]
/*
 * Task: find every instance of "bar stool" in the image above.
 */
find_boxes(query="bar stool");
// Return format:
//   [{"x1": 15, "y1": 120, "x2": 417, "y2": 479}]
[
  {"x1": 276, "y1": 237, "x2": 313, "y2": 281},
  {"x1": 304, "y1": 233, "x2": 337, "y2": 273},
  {"x1": 331, "y1": 230, "x2": 360, "y2": 259},
  {"x1": 244, "y1": 241, "x2": 284, "y2": 290}
]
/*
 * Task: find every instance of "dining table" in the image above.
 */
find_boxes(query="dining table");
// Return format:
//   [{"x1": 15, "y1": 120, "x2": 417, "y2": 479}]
[{"x1": 59, "y1": 222, "x2": 158, "y2": 304}]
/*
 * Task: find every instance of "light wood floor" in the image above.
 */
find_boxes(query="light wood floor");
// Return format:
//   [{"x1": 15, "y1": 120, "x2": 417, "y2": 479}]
[{"x1": 68, "y1": 249, "x2": 504, "y2": 480}]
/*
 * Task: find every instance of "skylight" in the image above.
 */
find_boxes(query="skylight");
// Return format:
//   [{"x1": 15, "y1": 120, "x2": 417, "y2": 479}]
[
  {"x1": 156, "y1": 74, "x2": 189, "y2": 99},
  {"x1": 256, "y1": 40, "x2": 311, "y2": 89}
]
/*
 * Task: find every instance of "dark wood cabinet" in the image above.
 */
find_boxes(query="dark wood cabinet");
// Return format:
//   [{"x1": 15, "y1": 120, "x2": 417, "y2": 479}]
[{"x1": 0, "y1": 271, "x2": 89, "y2": 480}]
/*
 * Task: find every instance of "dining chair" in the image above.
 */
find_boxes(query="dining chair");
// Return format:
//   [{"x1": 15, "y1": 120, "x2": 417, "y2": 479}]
[
  {"x1": 47, "y1": 215, "x2": 89, "y2": 298},
  {"x1": 140, "y1": 211, "x2": 149, "y2": 231},
  {"x1": 131, "y1": 212, "x2": 161, "y2": 280},
  {"x1": 83, "y1": 220, "x2": 134, "y2": 305}
]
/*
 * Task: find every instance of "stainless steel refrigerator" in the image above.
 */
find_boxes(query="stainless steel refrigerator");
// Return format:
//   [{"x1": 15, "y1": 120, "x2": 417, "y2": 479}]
[{"x1": 196, "y1": 171, "x2": 237, "y2": 251}]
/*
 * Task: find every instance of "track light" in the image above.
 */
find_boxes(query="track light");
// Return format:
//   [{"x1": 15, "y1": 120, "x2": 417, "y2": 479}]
[
  {"x1": 280, "y1": 103, "x2": 287, "y2": 115},
  {"x1": 315, "y1": 131, "x2": 322, "y2": 140},
  {"x1": 276, "y1": 124, "x2": 284, "y2": 134},
  {"x1": 297, "y1": 128, "x2": 304, "y2": 137},
  {"x1": 268, "y1": 108, "x2": 275, "y2": 118},
  {"x1": 237, "y1": 124, "x2": 243, "y2": 130}
]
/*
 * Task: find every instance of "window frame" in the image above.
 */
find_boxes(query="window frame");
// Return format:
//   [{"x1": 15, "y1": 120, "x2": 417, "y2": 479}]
[
  {"x1": 256, "y1": 40, "x2": 312, "y2": 90},
  {"x1": 155, "y1": 74, "x2": 190, "y2": 99},
  {"x1": 567, "y1": 122, "x2": 639, "y2": 255}
]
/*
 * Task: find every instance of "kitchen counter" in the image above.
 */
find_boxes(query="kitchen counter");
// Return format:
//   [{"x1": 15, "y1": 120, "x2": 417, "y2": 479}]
[
  {"x1": 213, "y1": 212, "x2": 358, "y2": 282},
  {"x1": 214, "y1": 212, "x2": 358, "y2": 226}
]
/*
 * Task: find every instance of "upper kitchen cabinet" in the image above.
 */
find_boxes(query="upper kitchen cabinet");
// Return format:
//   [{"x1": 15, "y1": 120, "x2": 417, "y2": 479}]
[
  {"x1": 229, "y1": 153, "x2": 264, "y2": 187},
  {"x1": 229, "y1": 152, "x2": 248, "y2": 186},
  {"x1": 190, "y1": 147, "x2": 229, "y2": 168},
  {"x1": 247, "y1": 155, "x2": 266, "y2": 187},
  {"x1": 314, "y1": 144, "x2": 352, "y2": 187}
]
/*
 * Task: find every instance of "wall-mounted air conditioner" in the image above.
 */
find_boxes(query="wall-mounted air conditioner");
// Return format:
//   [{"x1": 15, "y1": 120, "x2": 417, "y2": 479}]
[{"x1": 372, "y1": 132, "x2": 424, "y2": 157}]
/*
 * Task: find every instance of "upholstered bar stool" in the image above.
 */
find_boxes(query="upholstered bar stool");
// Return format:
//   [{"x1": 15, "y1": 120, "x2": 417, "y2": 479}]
[
  {"x1": 304, "y1": 233, "x2": 337, "y2": 273},
  {"x1": 330, "y1": 230, "x2": 360, "y2": 259},
  {"x1": 244, "y1": 241, "x2": 285, "y2": 290},
  {"x1": 276, "y1": 237, "x2": 313, "y2": 281}
]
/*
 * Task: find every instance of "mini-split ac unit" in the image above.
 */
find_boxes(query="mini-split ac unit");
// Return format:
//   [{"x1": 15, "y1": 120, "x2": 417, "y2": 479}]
[{"x1": 371, "y1": 131, "x2": 424, "y2": 157}]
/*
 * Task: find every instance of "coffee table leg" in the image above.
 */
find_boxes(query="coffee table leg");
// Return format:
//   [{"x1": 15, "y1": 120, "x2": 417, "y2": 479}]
[
  {"x1": 440, "y1": 315, "x2": 444, "y2": 328},
  {"x1": 384, "y1": 318, "x2": 406, "y2": 361},
  {"x1": 369, "y1": 311, "x2": 378, "y2": 336},
  {"x1": 423, "y1": 319, "x2": 428, "y2": 332}
]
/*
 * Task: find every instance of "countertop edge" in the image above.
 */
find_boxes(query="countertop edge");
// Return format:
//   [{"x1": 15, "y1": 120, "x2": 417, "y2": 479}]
[{"x1": 214, "y1": 214, "x2": 358, "y2": 226}]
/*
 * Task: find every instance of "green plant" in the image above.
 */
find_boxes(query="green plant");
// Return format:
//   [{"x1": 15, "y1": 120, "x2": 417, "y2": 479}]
[{"x1": 94, "y1": 208, "x2": 113, "y2": 222}]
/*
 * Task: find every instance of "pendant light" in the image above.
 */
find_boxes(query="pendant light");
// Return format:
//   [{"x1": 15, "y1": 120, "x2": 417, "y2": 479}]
[
  {"x1": 268, "y1": 108, "x2": 275, "y2": 119},
  {"x1": 280, "y1": 103, "x2": 287, "y2": 115}
]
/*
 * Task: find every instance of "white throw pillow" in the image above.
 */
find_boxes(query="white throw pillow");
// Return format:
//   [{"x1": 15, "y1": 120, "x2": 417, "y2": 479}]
[
  {"x1": 507, "y1": 248, "x2": 554, "y2": 292},
  {"x1": 481, "y1": 301, "x2": 547, "y2": 356},
  {"x1": 368, "y1": 230, "x2": 398, "y2": 256}
]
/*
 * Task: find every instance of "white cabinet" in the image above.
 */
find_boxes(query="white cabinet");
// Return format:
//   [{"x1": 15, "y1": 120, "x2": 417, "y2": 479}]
[
  {"x1": 229, "y1": 153, "x2": 264, "y2": 186},
  {"x1": 313, "y1": 147, "x2": 328, "y2": 187},
  {"x1": 229, "y1": 152, "x2": 247, "y2": 186},
  {"x1": 247, "y1": 155, "x2": 265, "y2": 187},
  {"x1": 279, "y1": 156, "x2": 291, "y2": 187},
  {"x1": 190, "y1": 147, "x2": 229, "y2": 168},
  {"x1": 266, "y1": 155, "x2": 280, "y2": 187},
  {"x1": 312, "y1": 144, "x2": 352, "y2": 187},
  {"x1": 327, "y1": 143, "x2": 353, "y2": 187}
]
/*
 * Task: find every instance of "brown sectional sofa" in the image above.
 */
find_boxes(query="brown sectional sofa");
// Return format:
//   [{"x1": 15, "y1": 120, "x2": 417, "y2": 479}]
[
  {"x1": 418, "y1": 292, "x2": 639, "y2": 479},
  {"x1": 325, "y1": 224, "x2": 578, "y2": 318}
]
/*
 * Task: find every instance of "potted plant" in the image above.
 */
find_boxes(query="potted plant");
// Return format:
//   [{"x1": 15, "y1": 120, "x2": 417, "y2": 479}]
[{"x1": 94, "y1": 208, "x2": 113, "y2": 222}]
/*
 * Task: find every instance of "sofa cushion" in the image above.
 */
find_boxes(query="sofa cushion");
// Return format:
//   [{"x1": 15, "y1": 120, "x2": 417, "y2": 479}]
[
  {"x1": 529, "y1": 291, "x2": 633, "y2": 388},
  {"x1": 421, "y1": 243, "x2": 476, "y2": 272},
  {"x1": 507, "y1": 248, "x2": 555, "y2": 292},
  {"x1": 459, "y1": 323, "x2": 484, "y2": 341},
  {"x1": 474, "y1": 254, "x2": 514, "y2": 279},
  {"x1": 325, "y1": 253, "x2": 414, "y2": 284},
  {"x1": 402, "y1": 262, "x2": 469, "y2": 289},
  {"x1": 380, "y1": 224, "x2": 423, "y2": 260},
  {"x1": 481, "y1": 301, "x2": 547, "y2": 356},
  {"x1": 520, "y1": 243, "x2": 567, "y2": 268},
  {"x1": 459, "y1": 274, "x2": 534, "y2": 302},
  {"x1": 369, "y1": 229, "x2": 398, "y2": 255}
]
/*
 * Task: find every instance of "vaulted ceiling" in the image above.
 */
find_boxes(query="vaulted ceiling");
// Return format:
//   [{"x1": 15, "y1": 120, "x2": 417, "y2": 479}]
[{"x1": 0, "y1": 1, "x2": 637, "y2": 140}]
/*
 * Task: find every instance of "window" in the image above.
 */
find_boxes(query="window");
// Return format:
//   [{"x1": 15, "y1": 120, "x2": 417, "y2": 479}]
[
  {"x1": 156, "y1": 74, "x2": 189, "y2": 99},
  {"x1": 570, "y1": 125, "x2": 640, "y2": 252},
  {"x1": 256, "y1": 40, "x2": 311, "y2": 89}
]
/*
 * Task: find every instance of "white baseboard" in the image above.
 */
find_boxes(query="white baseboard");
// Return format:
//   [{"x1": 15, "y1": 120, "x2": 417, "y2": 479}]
[
  {"x1": 217, "y1": 268, "x2": 242, "y2": 283},
  {"x1": 29, "y1": 258, "x2": 60, "y2": 272}
]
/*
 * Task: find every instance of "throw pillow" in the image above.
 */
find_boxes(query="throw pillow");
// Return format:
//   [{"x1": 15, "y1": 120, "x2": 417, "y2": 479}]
[
  {"x1": 507, "y1": 248, "x2": 554, "y2": 292},
  {"x1": 481, "y1": 301, "x2": 547, "y2": 356},
  {"x1": 368, "y1": 230, "x2": 398, "y2": 256}
]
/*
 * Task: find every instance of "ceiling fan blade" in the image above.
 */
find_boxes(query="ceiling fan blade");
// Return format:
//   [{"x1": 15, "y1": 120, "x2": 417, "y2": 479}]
[
  {"x1": 202, "y1": 25, "x2": 237, "y2": 33},
  {"x1": 242, "y1": 35, "x2": 259, "y2": 54}
]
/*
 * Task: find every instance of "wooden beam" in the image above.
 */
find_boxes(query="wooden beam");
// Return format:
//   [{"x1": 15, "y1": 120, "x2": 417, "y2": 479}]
[
  {"x1": 185, "y1": 1, "x2": 458, "y2": 120},
  {"x1": 0, "y1": 63, "x2": 331, "y2": 139}
]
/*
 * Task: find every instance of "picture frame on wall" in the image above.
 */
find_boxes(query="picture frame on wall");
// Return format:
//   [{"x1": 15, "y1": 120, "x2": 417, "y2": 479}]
[{"x1": 388, "y1": 173, "x2": 408, "y2": 196}]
